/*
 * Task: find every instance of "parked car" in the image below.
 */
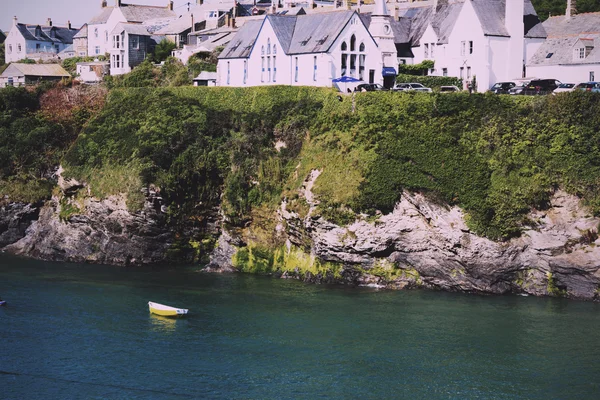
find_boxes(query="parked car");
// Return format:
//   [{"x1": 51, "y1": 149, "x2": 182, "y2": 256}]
[
  {"x1": 354, "y1": 83, "x2": 386, "y2": 92},
  {"x1": 490, "y1": 81, "x2": 516, "y2": 94},
  {"x1": 575, "y1": 82, "x2": 600, "y2": 93},
  {"x1": 439, "y1": 85, "x2": 461, "y2": 93},
  {"x1": 394, "y1": 83, "x2": 433, "y2": 92},
  {"x1": 553, "y1": 83, "x2": 576, "y2": 94},
  {"x1": 522, "y1": 79, "x2": 561, "y2": 95}
]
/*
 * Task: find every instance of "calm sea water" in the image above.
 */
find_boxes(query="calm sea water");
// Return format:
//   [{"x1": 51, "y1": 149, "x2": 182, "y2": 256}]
[{"x1": 1, "y1": 255, "x2": 600, "y2": 400}]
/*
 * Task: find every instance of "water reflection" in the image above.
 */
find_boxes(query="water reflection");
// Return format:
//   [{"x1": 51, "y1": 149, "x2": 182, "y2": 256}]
[{"x1": 149, "y1": 314, "x2": 178, "y2": 333}]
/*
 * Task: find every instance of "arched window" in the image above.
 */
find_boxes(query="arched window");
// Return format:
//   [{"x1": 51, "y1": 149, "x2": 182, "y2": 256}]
[
  {"x1": 359, "y1": 43, "x2": 365, "y2": 80},
  {"x1": 267, "y1": 38, "x2": 271, "y2": 55},
  {"x1": 94, "y1": 28, "x2": 98, "y2": 38},
  {"x1": 359, "y1": 42, "x2": 365, "y2": 52},
  {"x1": 350, "y1": 35, "x2": 356, "y2": 52},
  {"x1": 17, "y1": 44, "x2": 22, "y2": 52},
  {"x1": 105, "y1": 31, "x2": 108, "y2": 42},
  {"x1": 341, "y1": 41, "x2": 347, "y2": 51},
  {"x1": 273, "y1": 44, "x2": 277, "y2": 55},
  {"x1": 261, "y1": 45, "x2": 265, "y2": 55}
]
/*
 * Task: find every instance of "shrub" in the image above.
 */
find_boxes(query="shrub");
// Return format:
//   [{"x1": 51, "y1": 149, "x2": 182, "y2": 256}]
[{"x1": 395, "y1": 73, "x2": 462, "y2": 90}]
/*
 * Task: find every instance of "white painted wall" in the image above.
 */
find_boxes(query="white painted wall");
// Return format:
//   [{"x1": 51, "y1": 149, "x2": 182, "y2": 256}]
[
  {"x1": 527, "y1": 64, "x2": 600, "y2": 83},
  {"x1": 88, "y1": 8, "x2": 126, "y2": 56},
  {"x1": 4, "y1": 27, "x2": 27, "y2": 63}
]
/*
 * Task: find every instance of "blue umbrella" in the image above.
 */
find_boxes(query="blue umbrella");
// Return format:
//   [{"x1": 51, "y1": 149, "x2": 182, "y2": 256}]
[
  {"x1": 332, "y1": 76, "x2": 361, "y2": 83},
  {"x1": 332, "y1": 75, "x2": 361, "y2": 92}
]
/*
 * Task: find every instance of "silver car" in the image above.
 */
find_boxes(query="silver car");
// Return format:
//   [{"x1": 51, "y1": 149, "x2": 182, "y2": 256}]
[{"x1": 394, "y1": 83, "x2": 433, "y2": 92}]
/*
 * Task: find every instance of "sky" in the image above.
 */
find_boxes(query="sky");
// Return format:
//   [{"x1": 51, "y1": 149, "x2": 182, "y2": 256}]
[{"x1": 1, "y1": 0, "x2": 194, "y2": 32}]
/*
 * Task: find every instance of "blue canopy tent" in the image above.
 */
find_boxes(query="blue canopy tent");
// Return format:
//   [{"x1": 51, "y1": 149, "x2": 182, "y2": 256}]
[{"x1": 332, "y1": 75, "x2": 361, "y2": 93}]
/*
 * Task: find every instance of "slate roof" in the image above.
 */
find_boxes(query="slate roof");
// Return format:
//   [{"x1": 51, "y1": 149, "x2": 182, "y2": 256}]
[
  {"x1": 15, "y1": 23, "x2": 79, "y2": 44},
  {"x1": 395, "y1": 0, "x2": 545, "y2": 46},
  {"x1": 74, "y1": 24, "x2": 88, "y2": 39},
  {"x1": 1, "y1": 63, "x2": 71, "y2": 78},
  {"x1": 528, "y1": 12, "x2": 600, "y2": 66},
  {"x1": 0, "y1": 31, "x2": 6, "y2": 44},
  {"x1": 218, "y1": 19, "x2": 263, "y2": 58},
  {"x1": 194, "y1": 71, "x2": 217, "y2": 80},
  {"x1": 120, "y1": 4, "x2": 176, "y2": 23},
  {"x1": 89, "y1": 7, "x2": 114, "y2": 24}
]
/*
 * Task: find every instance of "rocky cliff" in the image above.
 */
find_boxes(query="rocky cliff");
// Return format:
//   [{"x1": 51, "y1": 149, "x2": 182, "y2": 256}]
[{"x1": 209, "y1": 170, "x2": 600, "y2": 301}]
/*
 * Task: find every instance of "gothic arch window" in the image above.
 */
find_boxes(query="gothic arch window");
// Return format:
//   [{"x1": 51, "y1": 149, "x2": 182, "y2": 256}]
[
  {"x1": 273, "y1": 44, "x2": 277, "y2": 55},
  {"x1": 359, "y1": 42, "x2": 366, "y2": 80},
  {"x1": 341, "y1": 41, "x2": 348, "y2": 76},
  {"x1": 341, "y1": 41, "x2": 347, "y2": 51},
  {"x1": 350, "y1": 35, "x2": 356, "y2": 52},
  {"x1": 359, "y1": 42, "x2": 365, "y2": 52},
  {"x1": 267, "y1": 38, "x2": 271, "y2": 55},
  {"x1": 261, "y1": 45, "x2": 265, "y2": 55}
]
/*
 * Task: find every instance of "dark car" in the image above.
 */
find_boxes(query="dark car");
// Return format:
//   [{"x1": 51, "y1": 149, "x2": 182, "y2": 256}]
[
  {"x1": 575, "y1": 82, "x2": 600, "y2": 93},
  {"x1": 355, "y1": 83, "x2": 386, "y2": 92},
  {"x1": 522, "y1": 79, "x2": 561, "y2": 95},
  {"x1": 490, "y1": 82, "x2": 516, "y2": 94}
]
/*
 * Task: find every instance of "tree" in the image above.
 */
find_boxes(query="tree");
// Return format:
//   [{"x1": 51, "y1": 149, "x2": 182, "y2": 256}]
[
  {"x1": 152, "y1": 39, "x2": 176, "y2": 63},
  {"x1": 531, "y1": 0, "x2": 600, "y2": 20},
  {"x1": 0, "y1": 43, "x2": 5, "y2": 66}
]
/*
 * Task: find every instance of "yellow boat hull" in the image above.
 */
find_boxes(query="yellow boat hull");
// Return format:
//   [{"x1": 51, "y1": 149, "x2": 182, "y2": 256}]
[{"x1": 148, "y1": 301, "x2": 188, "y2": 318}]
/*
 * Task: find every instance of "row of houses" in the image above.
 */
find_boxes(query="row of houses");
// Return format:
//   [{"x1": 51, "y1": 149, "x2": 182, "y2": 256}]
[{"x1": 2, "y1": 0, "x2": 600, "y2": 91}]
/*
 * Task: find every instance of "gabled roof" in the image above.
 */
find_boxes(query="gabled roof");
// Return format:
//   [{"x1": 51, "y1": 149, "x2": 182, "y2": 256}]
[
  {"x1": 120, "y1": 4, "x2": 176, "y2": 23},
  {"x1": 395, "y1": 0, "x2": 545, "y2": 46},
  {"x1": 15, "y1": 23, "x2": 79, "y2": 44},
  {"x1": 112, "y1": 23, "x2": 152, "y2": 36},
  {"x1": 74, "y1": 24, "x2": 88, "y2": 39},
  {"x1": 528, "y1": 12, "x2": 600, "y2": 67},
  {"x1": 219, "y1": 11, "x2": 361, "y2": 59},
  {"x1": 89, "y1": 7, "x2": 114, "y2": 24},
  {"x1": 1, "y1": 63, "x2": 71, "y2": 78},
  {"x1": 218, "y1": 19, "x2": 263, "y2": 59},
  {"x1": 194, "y1": 71, "x2": 217, "y2": 80}
]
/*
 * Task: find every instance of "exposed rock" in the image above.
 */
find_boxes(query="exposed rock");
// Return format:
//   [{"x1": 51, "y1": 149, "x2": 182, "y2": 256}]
[
  {"x1": 3, "y1": 191, "x2": 172, "y2": 266},
  {"x1": 214, "y1": 184, "x2": 600, "y2": 300},
  {"x1": 0, "y1": 202, "x2": 41, "y2": 248}
]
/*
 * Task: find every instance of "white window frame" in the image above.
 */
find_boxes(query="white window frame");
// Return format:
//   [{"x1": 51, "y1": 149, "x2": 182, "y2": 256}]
[
  {"x1": 424, "y1": 43, "x2": 429, "y2": 58},
  {"x1": 243, "y1": 60, "x2": 247, "y2": 84},
  {"x1": 227, "y1": 61, "x2": 230, "y2": 85},
  {"x1": 273, "y1": 56, "x2": 276, "y2": 82},
  {"x1": 460, "y1": 41, "x2": 465, "y2": 56},
  {"x1": 294, "y1": 57, "x2": 298, "y2": 83},
  {"x1": 313, "y1": 56, "x2": 317, "y2": 81}
]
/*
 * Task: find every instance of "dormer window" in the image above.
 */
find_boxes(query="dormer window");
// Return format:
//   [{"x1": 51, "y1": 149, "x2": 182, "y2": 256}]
[{"x1": 574, "y1": 43, "x2": 594, "y2": 60}]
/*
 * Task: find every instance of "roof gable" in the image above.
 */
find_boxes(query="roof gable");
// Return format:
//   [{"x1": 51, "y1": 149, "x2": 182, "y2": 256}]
[
  {"x1": 287, "y1": 11, "x2": 356, "y2": 54},
  {"x1": 15, "y1": 23, "x2": 78, "y2": 44},
  {"x1": 219, "y1": 19, "x2": 264, "y2": 59},
  {"x1": 89, "y1": 7, "x2": 115, "y2": 25},
  {"x1": 119, "y1": 4, "x2": 176, "y2": 23}
]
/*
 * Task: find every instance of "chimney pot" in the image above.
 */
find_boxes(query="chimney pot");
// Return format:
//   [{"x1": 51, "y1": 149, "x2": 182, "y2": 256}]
[
  {"x1": 168, "y1": 1, "x2": 174, "y2": 11},
  {"x1": 68, "y1": 20, "x2": 72, "y2": 29},
  {"x1": 101, "y1": 0, "x2": 107, "y2": 8},
  {"x1": 13, "y1": 16, "x2": 18, "y2": 26},
  {"x1": 47, "y1": 18, "x2": 52, "y2": 27},
  {"x1": 566, "y1": 0, "x2": 576, "y2": 18},
  {"x1": 115, "y1": 0, "x2": 122, "y2": 7}
]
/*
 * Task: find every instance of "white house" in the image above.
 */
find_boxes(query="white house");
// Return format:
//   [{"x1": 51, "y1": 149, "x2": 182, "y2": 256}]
[
  {"x1": 527, "y1": 6, "x2": 600, "y2": 83},
  {"x1": 4, "y1": 17, "x2": 79, "y2": 63},
  {"x1": 87, "y1": 0, "x2": 176, "y2": 57},
  {"x1": 217, "y1": 2, "x2": 396, "y2": 89},
  {"x1": 391, "y1": 0, "x2": 546, "y2": 92}
]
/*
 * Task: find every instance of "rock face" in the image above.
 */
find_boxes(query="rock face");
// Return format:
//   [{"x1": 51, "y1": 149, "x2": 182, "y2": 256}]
[
  {"x1": 0, "y1": 202, "x2": 41, "y2": 248},
  {"x1": 2, "y1": 188, "x2": 172, "y2": 266},
  {"x1": 212, "y1": 169, "x2": 600, "y2": 300}
]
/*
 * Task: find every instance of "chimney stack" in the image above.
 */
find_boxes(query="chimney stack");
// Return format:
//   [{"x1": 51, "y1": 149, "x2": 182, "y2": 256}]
[
  {"x1": 13, "y1": 16, "x2": 18, "y2": 26},
  {"x1": 168, "y1": 1, "x2": 174, "y2": 11},
  {"x1": 47, "y1": 18, "x2": 52, "y2": 27},
  {"x1": 197, "y1": 0, "x2": 203, "y2": 4},
  {"x1": 566, "y1": 0, "x2": 576, "y2": 18},
  {"x1": 191, "y1": 13, "x2": 195, "y2": 33},
  {"x1": 115, "y1": 0, "x2": 122, "y2": 7},
  {"x1": 101, "y1": 0, "x2": 107, "y2": 8},
  {"x1": 68, "y1": 20, "x2": 72, "y2": 29}
]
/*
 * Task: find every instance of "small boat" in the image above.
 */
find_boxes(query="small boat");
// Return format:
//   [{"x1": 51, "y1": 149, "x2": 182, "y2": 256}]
[
  {"x1": 0, "y1": 300, "x2": 6, "y2": 307},
  {"x1": 148, "y1": 301, "x2": 188, "y2": 317}
]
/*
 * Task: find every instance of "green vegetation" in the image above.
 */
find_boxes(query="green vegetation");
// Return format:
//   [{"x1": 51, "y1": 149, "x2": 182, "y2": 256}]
[
  {"x1": 0, "y1": 87, "x2": 73, "y2": 203},
  {"x1": 532, "y1": 0, "x2": 600, "y2": 20},
  {"x1": 0, "y1": 43, "x2": 5, "y2": 70},
  {"x1": 62, "y1": 55, "x2": 108, "y2": 75},
  {"x1": 152, "y1": 39, "x2": 177, "y2": 63},
  {"x1": 395, "y1": 73, "x2": 462, "y2": 91},
  {"x1": 4, "y1": 84, "x2": 600, "y2": 248},
  {"x1": 397, "y1": 60, "x2": 435, "y2": 76},
  {"x1": 546, "y1": 272, "x2": 567, "y2": 297}
]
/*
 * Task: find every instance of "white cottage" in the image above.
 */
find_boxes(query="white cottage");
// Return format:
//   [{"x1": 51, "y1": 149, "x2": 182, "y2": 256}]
[
  {"x1": 87, "y1": 0, "x2": 176, "y2": 57},
  {"x1": 217, "y1": 6, "x2": 395, "y2": 89},
  {"x1": 527, "y1": 8, "x2": 600, "y2": 83}
]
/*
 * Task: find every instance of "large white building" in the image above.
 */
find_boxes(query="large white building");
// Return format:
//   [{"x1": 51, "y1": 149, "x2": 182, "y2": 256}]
[
  {"x1": 388, "y1": 0, "x2": 546, "y2": 92},
  {"x1": 217, "y1": 0, "x2": 399, "y2": 88}
]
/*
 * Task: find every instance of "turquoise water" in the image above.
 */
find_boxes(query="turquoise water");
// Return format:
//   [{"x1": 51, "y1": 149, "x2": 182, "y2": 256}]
[{"x1": 1, "y1": 255, "x2": 600, "y2": 399}]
